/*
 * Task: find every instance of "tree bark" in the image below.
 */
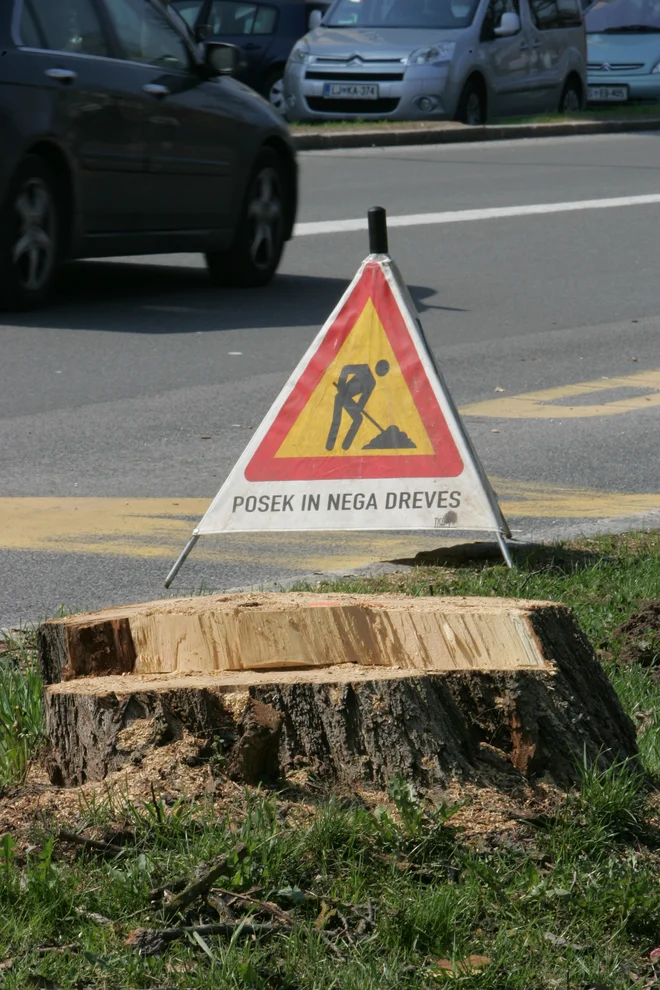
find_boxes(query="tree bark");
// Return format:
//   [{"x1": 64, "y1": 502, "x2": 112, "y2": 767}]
[{"x1": 43, "y1": 664, "x2": 636, "y2": 791}]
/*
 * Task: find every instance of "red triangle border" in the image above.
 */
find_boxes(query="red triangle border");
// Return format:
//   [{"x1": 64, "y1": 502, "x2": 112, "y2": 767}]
[{"x1": 245, "y1": 263, "x2": 464, "y2": 482}]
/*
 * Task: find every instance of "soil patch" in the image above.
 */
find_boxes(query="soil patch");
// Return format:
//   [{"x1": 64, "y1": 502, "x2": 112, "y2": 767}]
[{"x1": 614, "y1": 600, "x2": 660, "y2": 667}]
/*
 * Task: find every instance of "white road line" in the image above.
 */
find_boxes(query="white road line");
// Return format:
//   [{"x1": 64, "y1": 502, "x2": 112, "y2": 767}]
[{"x1": 294, "y1": 193, "x2": 660, "y2": 237}]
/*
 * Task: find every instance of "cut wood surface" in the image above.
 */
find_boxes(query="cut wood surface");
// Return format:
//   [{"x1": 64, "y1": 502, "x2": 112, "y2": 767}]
[{"x1": 39, "y1": 592, "x2": 559, "y2": 683}]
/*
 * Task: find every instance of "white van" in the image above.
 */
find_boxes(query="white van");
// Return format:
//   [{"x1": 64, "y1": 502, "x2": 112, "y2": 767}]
[{"x1": 284, "y1": 0, "x2": 587, "y2": 123}]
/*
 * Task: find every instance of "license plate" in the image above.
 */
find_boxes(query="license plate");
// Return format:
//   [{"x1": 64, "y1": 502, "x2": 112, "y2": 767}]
[
  {"x1": 588, "y1": 85, "x2": 628, "y2": 102},
  {"x1": 323, "y1": 83, "x2": 379, "y2": 99}
]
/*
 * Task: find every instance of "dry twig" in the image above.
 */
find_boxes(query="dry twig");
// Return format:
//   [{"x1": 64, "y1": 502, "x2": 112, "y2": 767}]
[
  {"x1": 127, "y1": 920, "x2": 280, "y2": 956},
  {"x1": 57, "y1": 830, "x2": 125, "y2": 856},
  {"x1": 163, "y1": 844, "x2": 247, "y2": 918},
  {"x1": 212, "y1": 887, "x2": 293, "y2": 925}
]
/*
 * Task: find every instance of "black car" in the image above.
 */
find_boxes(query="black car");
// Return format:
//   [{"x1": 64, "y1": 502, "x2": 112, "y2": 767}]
[
  {"x1": 170, "y1": 0, "x2": 330, "y2": 113},
  {"x1": 0, "y1": 0, "x2": 298, "y2": 310}
]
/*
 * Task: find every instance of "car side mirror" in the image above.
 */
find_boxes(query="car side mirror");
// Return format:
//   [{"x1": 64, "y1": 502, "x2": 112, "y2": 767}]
[
  {"x1": 204, "y1": 41, "x2": 241, "y2": 77},
  {"x1": 308, "y1": 9, "x2": 323, "y2": 29},
  {"x1": 494, "y1": 11, "x2": 521, "y2": 35}
]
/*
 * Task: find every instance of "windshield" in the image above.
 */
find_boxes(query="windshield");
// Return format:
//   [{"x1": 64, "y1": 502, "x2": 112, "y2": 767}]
[
  {"x1": 585, "y1": 0, "x2": 660, "y2": 32},
  {"x1": 325, "y1": 0, "x2": 480, "y2": 29},
  {"x1": 169, "y1": 1, "x2": 203, "y2": 28}
]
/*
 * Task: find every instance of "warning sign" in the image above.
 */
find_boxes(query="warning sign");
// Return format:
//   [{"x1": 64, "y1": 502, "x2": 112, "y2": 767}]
[
  {"x1": 192, "y1": 257, "x2": 510, "y2": 540},
  {"x1": 246, "y1": 269, "x2": 463, "y2": 481}
]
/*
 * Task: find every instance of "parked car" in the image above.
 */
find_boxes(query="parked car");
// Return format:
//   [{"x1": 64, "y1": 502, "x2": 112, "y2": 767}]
[
  {"x1": 284, "y1": 0, "x2": 587, "y2": 124},
  {"x1": 586, "y1": 0, "x2": 660, "y2": 103},
  {"x1": 170, "y1": 0, "x2": 331, "y2": 112},
  {"x1": 0, "y1": 0, "x2": 298, "y2": 310}
]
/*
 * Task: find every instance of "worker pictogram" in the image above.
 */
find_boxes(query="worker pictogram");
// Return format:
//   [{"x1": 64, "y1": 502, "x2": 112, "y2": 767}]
[{"x1": 327, "y1": 359, "x2": 413, "y2": 452}]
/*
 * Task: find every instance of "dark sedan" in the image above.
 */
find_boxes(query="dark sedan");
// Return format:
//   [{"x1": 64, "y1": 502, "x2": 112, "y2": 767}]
[
  {"x1": 170, "y1": 0, "x2": 331, "y2": 113},
  {"x1": 0, "y1": 0, "x2": 298, "y2": 310}
]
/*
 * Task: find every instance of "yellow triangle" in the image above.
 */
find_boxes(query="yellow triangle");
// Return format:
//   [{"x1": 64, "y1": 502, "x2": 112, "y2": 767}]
[{"x1": 276, "y1": 299, "x2": 434, "y2": 459}]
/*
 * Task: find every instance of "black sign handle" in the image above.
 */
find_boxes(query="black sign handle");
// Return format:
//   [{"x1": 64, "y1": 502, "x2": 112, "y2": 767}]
[{"x1": 368, "y1": 206, "x2": 389, "y2": 255}]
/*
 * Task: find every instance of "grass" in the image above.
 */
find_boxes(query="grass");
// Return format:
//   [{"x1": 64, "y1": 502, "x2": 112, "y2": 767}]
[
  {"x1": 290, "y1": 102, "x2": 660, "y2": 131},
  {"x1": 1, "y1": 764, "x2": 659, "y2": 988},
  {"x1": 3, "y1": 530, "x2": 660, "y2": 987},
  {"x1": 501, "y1": 103, "x2": 660, "y2": 125},
  {"x1": 0, "y1": 631, "x2": 44, "y2": 792}
]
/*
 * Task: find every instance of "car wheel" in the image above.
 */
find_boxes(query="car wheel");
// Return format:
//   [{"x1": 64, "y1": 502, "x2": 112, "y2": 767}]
[
  {"x1": 262, "y1": 68, "x2": 286, "y2": 115},
  {"x1": 206, "y1": 148, "x2": 287, "y2": 288},
  {"x1": 455, "y1": 79, "x2": 486, "y2": 126},
  {"x1": 559, "y1": 77, "x2": 582, "y2": 113},
  {"x1": 0, "y1": 155, "x2": 59, "y2": 310}
]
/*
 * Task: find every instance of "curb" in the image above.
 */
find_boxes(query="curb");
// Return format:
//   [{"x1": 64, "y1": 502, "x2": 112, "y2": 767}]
[{"x1": 291, "y1": 117, "x2": 660, "y2": 151}]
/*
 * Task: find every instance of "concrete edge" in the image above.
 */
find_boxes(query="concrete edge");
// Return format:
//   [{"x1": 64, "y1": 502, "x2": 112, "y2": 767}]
[{"x1": 291, "y1": 117, "x2": 660, "y2": 151}]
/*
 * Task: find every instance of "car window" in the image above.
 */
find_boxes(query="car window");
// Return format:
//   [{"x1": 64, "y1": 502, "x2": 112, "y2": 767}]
[
  {"x1": 556, "y1": 0, "x2": 582, "y2": 24},
  {"x1": 585, "y1": 0, "x2": 660, "y2": 31},
  {"x1": 19, "y1": 3, "x2": 43, "y2": 46},
  {"x1": 326, "y1": 0, "x2": 479, "y2": 28},
  {"x1": 481, "y1": 0, "x2": 520, "y2": 37},
  {"x1": 21, "y1": 0, "x2": 109, "y2": 55},
  {"x1": 207, "y1": 1, "x2": 278, "y2": 34},
  {"x1": 170, "y1": 0, "x2": 205, "y2": 27},
  {"x1": 103, "y1": 0, "x2": 191, "y2": 67},
  {"x1": 253, "y1": 5, "x2": 278, "y2": 33},
  {"x1": 529, "y1": 0, "x2": 581, "y2": 27}
]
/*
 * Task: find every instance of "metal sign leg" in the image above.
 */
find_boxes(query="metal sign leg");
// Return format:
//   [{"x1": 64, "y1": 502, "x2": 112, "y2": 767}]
[
  {"x1": 165, "y1": 534, "x2": 200, "y2": 589},
  {"x1": 496, "y1": 530, "x2": 514, "y2": 569}
]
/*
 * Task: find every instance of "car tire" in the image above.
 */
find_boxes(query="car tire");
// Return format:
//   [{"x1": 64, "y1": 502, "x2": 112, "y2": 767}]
[
  {"x1": 206, "y1": 147, "x2": 287, "y2": 289},
  {"x1": 455, "y1": 78, "x2": 487, "y2": 126},
  {"x1": 261, "y1": 68, "x2": 286, "y2": 115},
  {"x1": 559, "y1": 77, "x2": 582, "y2": 113},
  {"x1": 0, "y1": 155, "x2": 60, "y2": 311}
]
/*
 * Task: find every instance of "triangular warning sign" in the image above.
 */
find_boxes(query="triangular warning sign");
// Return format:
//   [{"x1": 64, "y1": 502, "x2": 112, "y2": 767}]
[
  {"x1": 164, "y1": 251, "x2": 512, "y2": 590},
  {"x1": 245, "y1": 265, "x2": 463, "y2": 481},
  {"x1": 190, "y1": 256, "x2": 509, "y2": 542}
]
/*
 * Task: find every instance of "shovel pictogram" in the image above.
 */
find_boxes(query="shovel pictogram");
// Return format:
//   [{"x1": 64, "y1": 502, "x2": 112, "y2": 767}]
[{"x1": 327, "y1": 360, "x2": 416, "y2": 452}]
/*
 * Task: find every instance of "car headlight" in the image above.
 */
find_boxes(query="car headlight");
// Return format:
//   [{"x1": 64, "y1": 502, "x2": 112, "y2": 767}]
[
  {"x1": 408, "y1": 43, "x2": 456, "y2": 65},
  {"x1": 289, "y1": 42, "x2": 311, "y2": 64},
  {"x1": 652, "y1": 60, "x2": 660, "y2": 73}
]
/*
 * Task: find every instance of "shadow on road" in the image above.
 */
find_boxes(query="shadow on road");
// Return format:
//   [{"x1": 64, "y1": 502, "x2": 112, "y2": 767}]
[
  {"x1": 391, "y1": 541, "x2": 602, "y2": 571},
  {"x1": 1, "y1": 258, "x2": 463, "y2": 334}
]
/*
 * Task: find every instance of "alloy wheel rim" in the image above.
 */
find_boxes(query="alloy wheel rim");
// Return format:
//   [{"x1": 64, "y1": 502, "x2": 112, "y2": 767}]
[
  {"x1": 563, "y1": 88, "x2": 580, "y2": 112},
  {"x1": 12, "y1": 177, "x2": 55, "y2": 293},
  {"x1": 247, "y1": 167, "x2": 283, "y2": 271},
  {"x1": 466, "y1": 93, "x2": 482, "y2": 126},
  {"x1": 269, "y1": 77, "x2": 286, "y2": 114}
]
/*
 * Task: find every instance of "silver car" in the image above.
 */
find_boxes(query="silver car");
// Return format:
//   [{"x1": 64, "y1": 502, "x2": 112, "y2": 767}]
[{"x1": 284, "y1": 0, "x2": 587, "y2": 123}]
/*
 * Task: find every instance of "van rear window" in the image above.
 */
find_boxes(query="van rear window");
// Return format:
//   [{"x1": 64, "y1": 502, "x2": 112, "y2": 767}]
[{"x1": 529, "y1": 0, "x2": 582, "y2": 28}]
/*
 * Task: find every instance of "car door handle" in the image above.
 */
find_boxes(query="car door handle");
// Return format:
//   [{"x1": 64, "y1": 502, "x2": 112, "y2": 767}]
[
  {"x1": 519, "y1": 41, "x2": 529, "y2": 50},
  {"x1": 243, "y1": 42, "x2": 261, "y2": 50},
  {"x1": 143, "y1": 83, "x2": 170, "y2": 98},
  {"x1": 45, "y1": 68, "x2": 78, "y2": 83},
  {"x1": 532, "y1": 39, "x2": 542, "y2": 47}
]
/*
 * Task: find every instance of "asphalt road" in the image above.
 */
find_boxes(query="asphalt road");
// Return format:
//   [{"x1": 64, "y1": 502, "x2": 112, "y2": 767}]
[{"x1": 3, "y1": 131, "x2": 660, "y2": 628}]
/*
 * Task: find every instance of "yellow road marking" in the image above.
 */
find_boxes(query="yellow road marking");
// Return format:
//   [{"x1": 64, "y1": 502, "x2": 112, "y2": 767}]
[
  {"x1": 1, "y1": 486, "x2": 659, "y2": 561},
  {"x1": 0, "y1": 498, "x2": 209, "y2": 559},
  {"x1": 460, "y1": 368, "x2": 660, "y2": 419},
  {"x1": 493, "y1": 478, "x2": 660, "y2": 519},
  {"x1": 0, "y1": 498, "x2": 445, "y2": 567}
]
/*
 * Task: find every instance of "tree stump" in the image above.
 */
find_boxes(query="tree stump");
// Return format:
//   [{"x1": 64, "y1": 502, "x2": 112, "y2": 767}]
[{"x1": 38, "y1": 593, "x2": 637, "y2": 789}]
